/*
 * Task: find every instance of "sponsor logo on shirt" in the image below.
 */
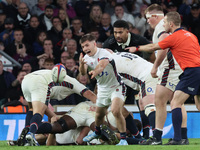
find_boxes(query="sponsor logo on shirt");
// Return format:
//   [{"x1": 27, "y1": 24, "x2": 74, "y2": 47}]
[{"x1": 188, "y1": 87, "x2": 195, "y2": 91}]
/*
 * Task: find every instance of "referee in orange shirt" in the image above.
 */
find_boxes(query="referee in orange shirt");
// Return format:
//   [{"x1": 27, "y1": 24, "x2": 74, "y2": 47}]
[{"x1": 126, "y1": 11, "x2": 200, "y2": 145}]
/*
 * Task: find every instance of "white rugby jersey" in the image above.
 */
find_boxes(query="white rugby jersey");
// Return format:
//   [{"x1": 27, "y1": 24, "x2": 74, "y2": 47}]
[
  {"x1": 84, "y1": 48, "x2": 122, "y2": 91},
  {"x1": 30, "y1": 69, "x2": 53, "y2": 83},
  {"x1": 153, "y1": 19, "x2": 182, "y2": 71},
  {"x1": 27, "y1": 69, "x2": 88, "y2": 103},
  {"x1": 49, "y1": 75, "x2": 88, "y2": 101},
  {"x1": 70, "y1": 101, "x2": 96, "y2": 115},
  {"x1": 112, "y1": 52, "x2": 153, "y2": 90}
]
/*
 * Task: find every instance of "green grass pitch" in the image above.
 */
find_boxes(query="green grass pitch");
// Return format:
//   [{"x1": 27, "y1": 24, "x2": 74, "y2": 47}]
[{"x1": 0, "y1": 139, "x2": 200, "y2": 150}]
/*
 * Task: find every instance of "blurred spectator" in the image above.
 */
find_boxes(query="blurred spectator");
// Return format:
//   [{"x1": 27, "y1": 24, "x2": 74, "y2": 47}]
[
  {"x1": 0, "y1": 13, "x2": 6, "y2": 32},
  {"x1": 178, "y1": 0, "x2": 195, "y2": 16},
  {"x1": 129, "y1": 0, "x2": 151, "y2": 16},
  {"x1": 60, "y1": 51, "x2": 69, "y2": 65},
  {"x1": 71, "y1": 17, "x2": 85, "y2": 44},
  {"x1": 56, "y1": 28, "x2": 73, "y2": 50},
  {"x1": 42, "y1": 38, "x2": 54, "y2": 59},
  {"x1": 74, "y1": 0, "x2": 92, "y2": 19},
  {"x1": 104, "y1": 0, "x2": 128, "y2": 16},
  {"x1": 4, "y1": 28, "x2": 33, "y2": 57},
  {"x1": 31, "y1": 0, "x2": 47, "y2": 16},
  {"x1": 21, "y1": 62, "x2": 32, "y2": 74},
  {"x1": 21, "y1": 0, "x2": 38, "y2": 10},
  {"x1": 39, "y1": 58, "x2": 46, "y2": 69},
  {"x1": 82, "y1": 4, "x2": 103, "y2": 33},
  {"x1": 10, "y1": 70, "x2": 27, "y2": 106},
  {"x1": 65, "y1": 39, "x2": 79, "y2": 61},
  {"x1": 42, "y1": 38, "x2": 60, "y2": 63},
  {"x1": 58, "y1": 8, "x2": 70, "y2": 29},
  {"x1": 54, "y1": 0, "x2": 76, "y2": 20},
  {"x1": 33, "y1": 31, "x2": 47, "y2": 56},
  {"x1": 15, "y1": 2, "x2": 31, "y2": 30},
  {"x1": 13, "y1": 43, "x2": 32, "y2": 65},
  {"x1": 166, "y1": 1, "x2": 178, "y2": 12},
  {"x1": 111, "y1": 3, "x2": 135, "y2": 26},
  {"x1": 127, "y1": 22, "x2": 140, "y2": 35},
  {"x1": 65, "y1": 57, "x2": 78, "y2": 78},
  {"x1": 39, "y1": 5, "x2": 54, "y2": 31},
  {"x1": 183, "y1": 3, "x2": 200, "y2": 42},
  {"x1": 23, "y1": 15, "x2": 46, "y2": 46},
  {"x1": 89, "y1": 27, "x2": 102, "y2": 48},
  {"x1": 43, "y1": 57, "x2": 54, "y2": 69},
  {"x1": 76, "y1": 72, "x2": 92, "y2": 90},
  {"x1": 1, "y1": 0, "x2": 19, "y2": 19},
  {"x1": 47, "y1": 16, "x2": 63, "y2": 47},
  {"x1": 0, "y1": 42, "x2": 13, "y2": 72},
  {"x1": 98, "y1": 13, "x2": 113, "y2": 43},
  {"x1": 75, "y1": 73, "x2": 92, "y2": 103},
  {"x1": 134, "y1": 4, "x2": 150, "y2": 36},
  {"x1": 0, "y1": 17, "x2": 15, "y2": 47},
  {"x1": 30, "y1": 53, "x2": 49, "y2": 71},
  {"x1": 0, "y1": 60, "x2": 16, "y2": 108}
]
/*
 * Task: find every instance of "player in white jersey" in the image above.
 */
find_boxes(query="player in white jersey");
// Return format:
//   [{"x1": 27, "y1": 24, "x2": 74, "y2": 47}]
[
  {"x1": 42, "y1": 101, "x2": 141, "y2": 145},
  {"x1": 126, "y1": 4, "x2": 188, "y2": 145},
  {"x1": 79, "y1": 34, "x2": 128, "y2": 145},
  {"x1": 109, "y1": 51, "x2": 158, "y2": 132},
  {"x1": 21, "y1": 68, "x2": 96, "y2": 146}
]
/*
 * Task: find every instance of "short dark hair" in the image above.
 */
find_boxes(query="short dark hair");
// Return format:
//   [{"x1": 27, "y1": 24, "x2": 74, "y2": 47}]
[
  {"x1": 145, "y1": 4, "x2": 163, "y2": 15},
  {"x1": 45, "y1": 5, "x2": 53, "y2": 10},
  {"x1": 166, "y1": 12, "x2": 181, "y2": 26},
  {"x1": 113, "y1": 20, "x2": 129, "y2": 29},
  {"x1": 80, "y1": 34, "x2": 96, "y2": 44},
  {"x1": 134, "y1": 119, "x2": 142, "y2": 132},
  {"x1": 44, "y1": 58, "x2": 54, "y2": 64}
]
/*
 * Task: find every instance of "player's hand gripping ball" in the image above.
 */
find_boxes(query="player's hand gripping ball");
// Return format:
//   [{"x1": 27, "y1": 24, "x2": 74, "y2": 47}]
[{"x1": 52, "y1": 63, "x2": 66, "y2": 83}]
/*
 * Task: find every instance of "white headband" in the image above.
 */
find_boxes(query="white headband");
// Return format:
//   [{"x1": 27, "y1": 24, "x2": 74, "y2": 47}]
[{"x1": 146, "y1": 14, "x2": 164, "y2": 18}]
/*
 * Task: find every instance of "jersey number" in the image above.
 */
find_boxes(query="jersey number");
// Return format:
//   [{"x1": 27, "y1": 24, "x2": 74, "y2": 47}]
[{"x1": 98, "y1": 71, "x2": 108, "y2": 77}]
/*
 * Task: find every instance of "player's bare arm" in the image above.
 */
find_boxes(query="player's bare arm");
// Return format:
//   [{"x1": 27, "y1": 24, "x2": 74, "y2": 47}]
[
  {"x1": 89, "y1": 59, "x2": 109, "y2": 79},
  {"x1": 83, "y1": 90, "x2": 97, "y2": 103},
  {"x1": 125, "y1": 43, "x2": 161, "y2": 53},
  {"x1": 76, "y1": 126, "x2": 91, "y2": 145},
  {"x1": 151, "y1": 33, "x2": 169, "y2": 78},
  {"x1": 79, "y1": 53, "x2": 88, "y2": 75}
]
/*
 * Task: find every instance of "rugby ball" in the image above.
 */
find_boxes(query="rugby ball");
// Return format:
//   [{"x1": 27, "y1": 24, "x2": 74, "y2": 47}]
[{"x1": 51, "y1": 63, "x2": 67, "y2": 83}]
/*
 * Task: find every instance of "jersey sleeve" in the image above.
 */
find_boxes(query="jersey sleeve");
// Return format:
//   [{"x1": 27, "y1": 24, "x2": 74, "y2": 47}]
[
  {"x1": 71, "y1": 77, "x2": 88, "y2": 96},
  {"x1": 99, "y1": 49, "x2": 113, "y2": 61},
  {"x1": 158, "y1": 34, "x2": 175, "y2": 50}
]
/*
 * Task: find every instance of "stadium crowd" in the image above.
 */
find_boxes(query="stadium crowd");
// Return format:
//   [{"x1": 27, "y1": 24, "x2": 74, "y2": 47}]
[{"x1": 0, "y1": 0, "x2": 200, "y2": 146}]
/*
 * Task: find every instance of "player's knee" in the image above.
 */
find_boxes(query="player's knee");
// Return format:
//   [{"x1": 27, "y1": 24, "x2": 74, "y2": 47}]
[
  {"x1": 57, "y1": 117, "x2": 69, "y2": 132},
  {"x1": 111, "y1": 109, "x2": 121, "y2": 117},
  {"x1": 144, "y1": 104, "x2": 156, "y2": 117}
]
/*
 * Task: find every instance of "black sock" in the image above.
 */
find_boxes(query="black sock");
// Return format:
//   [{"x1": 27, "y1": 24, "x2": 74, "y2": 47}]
[
  {"x1": 29, "y1": 113, "x2": 43, "y2": 134},
  {"x1": 95, "y1": 126, "x2": 101, "y2": 135},
  {"x1": 37, "y1": 122, "x2": 52, "y2": 134},
  {"x1": 148, "y1": 111, "x2": 156, "y2": 130},
  {"x1": 140, "y1": 110, "x2": 150, "y2": 139},
  {"x1": 120, "y1": 132, "x2": 127, "y2": 140},
  {"x1": 172, "y1": 108, "x2": 182, "y2": 141},
  {"x1": 154, "y1": 129, "x2": 163, "y2": 141},
  {"x1": 25, "y1": 110, "x2": 33, "y2": 127},
  {"x1": 181, "y1": 127, "x2": 188, "y2": 139},
  {"x1": 125, "y1": 114, "x2": 141, "y2": 138}
]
